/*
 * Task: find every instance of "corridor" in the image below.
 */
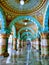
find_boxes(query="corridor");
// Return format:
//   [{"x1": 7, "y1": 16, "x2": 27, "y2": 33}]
[{"x1": 0, "y1": 0, "x2": 49, "y2": 65}]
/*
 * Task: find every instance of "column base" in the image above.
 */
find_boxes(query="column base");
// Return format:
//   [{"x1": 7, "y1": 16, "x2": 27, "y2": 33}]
[
  {"x1": 41, "y1": 54, "x2": 49, "y2": 58},
  {"x1": 0, "y1": 34, "x2": 9, "y2": 57},
  {"x1": 0, "y1": 52, "x2": 9, "y2": 57}
]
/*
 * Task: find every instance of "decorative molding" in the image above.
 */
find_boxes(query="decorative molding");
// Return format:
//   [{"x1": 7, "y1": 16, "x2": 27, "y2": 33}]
[{"x1": 0, "y1": 0, "x2": 46, "y2": 14}]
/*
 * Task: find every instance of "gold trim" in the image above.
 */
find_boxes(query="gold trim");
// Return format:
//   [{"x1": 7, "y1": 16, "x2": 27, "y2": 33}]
[
  {"x1": 13, "y1": 38, "x2": 17, "y2": 41},
  {"x1": 0, "y1": 34, "x2": 9, "y2": 38},
  {"x1": 0, "y1": 45, "x2": 6, "y2": 55},
  {"x1": 0, "y1": 0, "x2": 46, "y2": 14},
  {"x1": 15, "y1": 0, "x2": 29, "y2": 4},
  {"x1": 41, "y1": 33, "x2": 47, "y2": 38}
]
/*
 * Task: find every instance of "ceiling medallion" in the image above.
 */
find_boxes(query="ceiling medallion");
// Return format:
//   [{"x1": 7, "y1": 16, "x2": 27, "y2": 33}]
[{"x1": 0, "y1": 0, "x2": 46, "y2": 14}]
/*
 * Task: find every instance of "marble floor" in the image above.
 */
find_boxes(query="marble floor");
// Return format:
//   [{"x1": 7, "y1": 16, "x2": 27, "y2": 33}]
[{"x1": 0, "y1": 46, "x2": 49, "y2": 65}]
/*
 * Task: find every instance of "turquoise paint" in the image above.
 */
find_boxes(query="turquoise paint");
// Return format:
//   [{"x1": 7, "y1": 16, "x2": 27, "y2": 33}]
[
  {"x1": 11, "y1": 25, "x2": 16, "y2": 38},
  {"x1": 19, "y1": 27, "x2": 40, "y2": 40},
  {"x1": 18, "y1": 27, "x2": 36, "y2": 39},
  {"x1": 21, "y1": 34, "x2": 33, "y2": 39},
  {"x1": 18, "y1": 27, "x2": 35, "y2": 34},
  {"x1": 21, "y1": 35, "x2": 33, "y2": 39},
  {"x1": 9, "y1": 16, "x2": 42, "y2": 32},
  {"x1": 0, "y1": 7, "x2": 7, "y2": 34},
  {"x1": 21, "y1": 32, "x2": 33, "y2": 38},
  {"x1": 17, "y1": 33, "x2": 20, "y2": 39},
  {"x1": 9, "y1": 16, "x2": 42, "y2": 39},
  {"x1": 21, "y1": 32, "x2": 40, "y2": 40},
  {"x1": 21, "y1": 35, "x2": 33, "y2": 41},
  {"x1": 43, "y1": 2, "x2": 49, "y2": 32}
]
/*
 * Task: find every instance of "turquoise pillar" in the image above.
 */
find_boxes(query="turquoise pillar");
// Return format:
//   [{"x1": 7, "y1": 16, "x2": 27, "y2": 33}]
[
  {"x1": 12, "y1": 25, "x2": 17, "y2": 50},
  {"x1": 0, "y1": 7, "x2": 9, "y2": 57}
]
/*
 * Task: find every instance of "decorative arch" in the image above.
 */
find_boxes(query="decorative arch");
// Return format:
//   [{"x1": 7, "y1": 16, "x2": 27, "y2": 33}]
[
  {"x1": 21, "y1": 35, "x2": 33, "y2": 41},
  {"x1": 0, "y1": 7, "x2": 7, "y2": 34},
  {"x1": 17, "y1": 27, "x2": 35, "y2": 39},
  {"x1": 21, "y1": 31, "x2": 39, "y2": 40},
  {"x1": 9, "y1": 16, "x2": 42, "y2": 32},
  {"x1": 18, "y1": 27, "x2": 35, "y2": 34},
  {"x1": 9, "y1": 16, "x2": 42, "y2": 39},
  {"x1": 18, "y1": 27, "x2": 41, "y2": 40},
  {"x1": 21, "y1": 32, "x2": 33, "y2": 38},
  {"x1": 21, "y1": 33, "x2": 39, "y2": 40},
  {"x1": 43, "y1": 3, "x2": 49, "y2": 32}
]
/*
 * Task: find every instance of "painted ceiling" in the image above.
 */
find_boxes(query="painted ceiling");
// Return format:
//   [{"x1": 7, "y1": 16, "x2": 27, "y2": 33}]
[
  {"x1": 0, "y1": 0, "x2": 48, "y2": 40},
  {"x1": 0, "y1": 0, "x2": 47, "y2": 26},
  {"x1": 0, "y1": 0, "x2": 46, "y2": 14}
]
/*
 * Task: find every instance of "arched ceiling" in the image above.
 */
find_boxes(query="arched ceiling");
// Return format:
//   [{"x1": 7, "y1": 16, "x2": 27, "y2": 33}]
[
  {"x1": 16, "y1": 23, "x2": 37, "y2": 33},
  {"x1": 9, "y1": 16, "x2": 42, "y2": 34},
  {"x1": 21, "y1": 35, "x2": 33, "y2": 41},
  {"x1": 21, "y1": 32, "x2": 33, "y2": 40},
  {"x1": 0, "y1": 0, "x2": 46, "y2": 14},
  {"x1": 0, "y1": 0, "x2": 47, "y2": 27},
  {"x1": 0, "y1": 0, "x2": 48, "y2": 40},
  {"x1": 18, "y1": 27, "x2": 35, "y2": 35},
  {"x1": 9, "y1": 16, "x2": 42, "y2": 40}
]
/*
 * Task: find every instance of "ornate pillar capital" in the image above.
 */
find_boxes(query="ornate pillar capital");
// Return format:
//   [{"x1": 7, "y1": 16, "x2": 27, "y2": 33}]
[
  {"x1": 41, "y1": 33, "x2": 47, "y2": 39},
  {"x1": 0, "y1": 34, "x2": 9, "y2": 38}
]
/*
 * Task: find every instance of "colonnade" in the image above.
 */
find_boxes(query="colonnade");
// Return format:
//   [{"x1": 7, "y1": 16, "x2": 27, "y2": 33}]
[
  {"x1": 0, "y1": 34, "x2": 9, "y2": 57},
  {"x1": 32, "y1": 33, "x2": 49, "y2": 57},
  {"x1": 0, "y1": 4, "x2": 49, "y2": 57},
  {"x1": 0, "y1": 32, "x2": 49, "y2": 57}
]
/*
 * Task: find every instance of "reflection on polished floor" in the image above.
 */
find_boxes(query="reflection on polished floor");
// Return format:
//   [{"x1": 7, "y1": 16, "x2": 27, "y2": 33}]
[{"x1": 0, "y1": 45, "x2": 49, "y2": 65}]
